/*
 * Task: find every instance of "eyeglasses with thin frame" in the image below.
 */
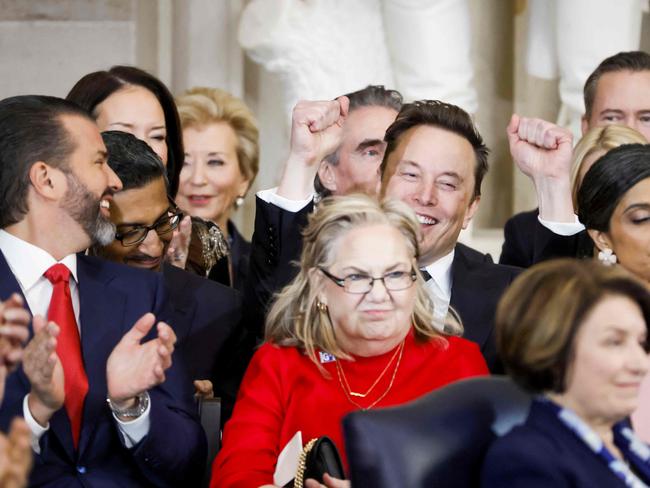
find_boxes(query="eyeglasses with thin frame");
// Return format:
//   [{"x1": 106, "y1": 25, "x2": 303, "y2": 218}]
[
  {"x1": 319, "y1": 267, "x2": 417, "y2": 294},
  {"x1": 114, "y1": 197, "x2": 184, "y2": 247}
]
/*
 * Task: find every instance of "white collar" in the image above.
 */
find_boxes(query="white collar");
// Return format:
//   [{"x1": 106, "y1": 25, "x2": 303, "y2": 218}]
[
  {"x1": 421, "y1": 249, "x2": 455, "y2": 297},
  {"x1": 0, "y1": 229, "x2": 78, "y2": 291}
]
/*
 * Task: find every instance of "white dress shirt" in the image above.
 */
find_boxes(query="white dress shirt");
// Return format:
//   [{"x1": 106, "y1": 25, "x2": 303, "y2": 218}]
[
  {"x1": 420, "y1": 250, "x2": 454, "y2": 331},
  {"x1": 0, "y1": 230, "x2": 150, "y2": 452}
]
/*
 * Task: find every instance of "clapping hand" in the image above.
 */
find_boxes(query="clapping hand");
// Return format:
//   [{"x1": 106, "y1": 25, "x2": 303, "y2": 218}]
[
  {"x1": 0, "y1": 417, "x2": 32, "y2": 488},
  {"x1": 506, "y1": 114, "x2": 575, "y2": 221},
  {"x1": 23, "y1": 316, "x2": 64, "y2": 427},
  {"x1": 0, "y1": 294, "x2": 30, "y2": 405},
  {"x1": 106, "y1": 313, "x2": 176, "y2": 410}
]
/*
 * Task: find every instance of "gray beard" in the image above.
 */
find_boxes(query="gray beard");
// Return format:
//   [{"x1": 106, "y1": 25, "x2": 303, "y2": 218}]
[{"x1": 61, "y1": 171, "x2": 116, "y2": 246}]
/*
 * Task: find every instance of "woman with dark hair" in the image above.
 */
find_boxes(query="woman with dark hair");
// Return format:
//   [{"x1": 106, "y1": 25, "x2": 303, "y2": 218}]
[
  {"x1": 67, "y1": 66, "x2": 230, "y2": 281},
  {"x1": 577, "y1": 143, "x2": 650, "y2": 284},
  {"x1": 66, "y1": 65, "x2": 184, "y2": 196},
  {"x1": 482, "y1": 259, "x2": 650, "y2": 487}
]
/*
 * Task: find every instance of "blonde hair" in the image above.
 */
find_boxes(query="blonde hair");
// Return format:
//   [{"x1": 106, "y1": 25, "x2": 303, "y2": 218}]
[
  {"x1": 175, "y1": 86, "x2": 259, "y2": 191},
  {"x1": 570, "y1": 125, "x2": 646, "y2": 209},
  {"x1": 265, "y1": 194, "x2": 443, "y2": 368}
]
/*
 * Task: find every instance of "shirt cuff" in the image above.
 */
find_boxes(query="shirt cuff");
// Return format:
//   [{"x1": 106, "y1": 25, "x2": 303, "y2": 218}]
[
  {"x1": 113, "y1": 393, "x2": 151, "y2": 448},
  {"x1": 257, "y1": 187, "x2": 314, "y2": 212},
  {"x1": 538, "y1": 214, "x2": 585, "y2": 236},
  {"x1": 23, "y1": 394, "x2": 48, "y2": 454}
]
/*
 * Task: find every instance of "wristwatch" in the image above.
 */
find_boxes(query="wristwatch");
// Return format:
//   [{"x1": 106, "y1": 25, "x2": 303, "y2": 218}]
[{"x1": 106, "y1": 391, "x2": 150, "y2": 419}]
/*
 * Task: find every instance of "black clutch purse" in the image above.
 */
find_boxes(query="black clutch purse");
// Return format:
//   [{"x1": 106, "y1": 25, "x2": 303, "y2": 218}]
[{"x1": 284, "y1": 436, "x2": 345, "y2": 488}]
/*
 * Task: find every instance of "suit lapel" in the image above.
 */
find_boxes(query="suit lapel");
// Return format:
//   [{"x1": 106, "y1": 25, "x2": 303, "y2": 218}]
[
  {"x1": 75, "y1": 256, "x2": 126, "y2": 459},
  {"x1": 449, "y1": 247, "x2": 492, "y2": 348},
  {"x1": 0, "y1": 251, "x2": 28, "y2": 312}
]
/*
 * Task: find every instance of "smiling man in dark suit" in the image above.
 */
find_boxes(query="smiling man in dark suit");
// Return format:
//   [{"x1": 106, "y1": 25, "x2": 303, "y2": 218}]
[
  {"x1": 0, "y1": 95, "x2": 205, "y2": 487},
  {"x1": 248, "y1": 90, "x2": 519, "y2": 372}
]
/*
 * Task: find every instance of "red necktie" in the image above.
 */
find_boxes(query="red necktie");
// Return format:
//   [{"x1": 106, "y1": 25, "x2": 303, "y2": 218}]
[{"x1": 44, "y1": 263, "x2": 88, "y2": 450}]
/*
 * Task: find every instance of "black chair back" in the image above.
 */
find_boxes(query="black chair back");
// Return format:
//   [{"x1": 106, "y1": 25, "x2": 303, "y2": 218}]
[{"x1": 343, "y1": 376, "x2": 531, "y2": 488}]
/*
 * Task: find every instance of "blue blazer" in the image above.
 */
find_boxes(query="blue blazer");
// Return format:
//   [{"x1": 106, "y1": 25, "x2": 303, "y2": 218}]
[
  {"x1": 0, "y1": 252, "x2": 206, "y2": 487},
  {"x1": 481, "y1": 400, "x2": 646, "y2": 487}
]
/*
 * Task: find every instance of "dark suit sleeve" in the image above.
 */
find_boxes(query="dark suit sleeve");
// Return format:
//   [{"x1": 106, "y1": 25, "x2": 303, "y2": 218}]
[
  {"x1": 243, "y1": 197, "x2": 314, "y2": 341},
  {"x1": 531, "y1": 221, "x2": 584, "y2": 264},
  {"x1": 125, "y1": 274, "x2": 207, "y2": 487},
  {"x1": 480, "y1": 266, "x2": 521, "y2": 374},
  {"x1": 216, "y1": 198, "x2": 313, "y2": 425},
  {"x1": 499, "y1": 215, "x2": 533, "y2": 268}
]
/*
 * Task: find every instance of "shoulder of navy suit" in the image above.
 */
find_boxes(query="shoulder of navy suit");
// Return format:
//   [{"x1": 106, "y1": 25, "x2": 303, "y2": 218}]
[{"x1": 482, "y1": 400, "x2": 628, "y2": 487}]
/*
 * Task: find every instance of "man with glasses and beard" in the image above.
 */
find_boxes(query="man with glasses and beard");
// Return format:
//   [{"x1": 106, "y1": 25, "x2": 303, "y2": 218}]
[
  {"x1": 0, "y1": 95, "x2": 205, "y2": 487},
  {"x1": 93, "y1": 130, "x2": 242, "y2": 410}
]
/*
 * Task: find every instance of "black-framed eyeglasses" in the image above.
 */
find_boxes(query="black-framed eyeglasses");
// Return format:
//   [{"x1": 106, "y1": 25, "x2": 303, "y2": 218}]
[
  {"x1": 114, "y1": 197, "x2": 184, "y2": 247},
  {"x1": 318, "y1": 267, "x2": 417, "y2": 294}
]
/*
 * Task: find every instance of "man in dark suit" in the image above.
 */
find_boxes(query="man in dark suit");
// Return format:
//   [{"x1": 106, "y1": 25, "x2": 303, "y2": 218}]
[
  {"x1": 500, "y1": 51, "x2": 650, "y2": 267},
  {"x1": 249, "y1": 90, "x2": 519, "y2": 372},
  {"x1": 0, "y1": 95, "x2": 205, "y2": 486},
  {"x1": 94, "y1": 131, "x2": 242, "y2": 402}
]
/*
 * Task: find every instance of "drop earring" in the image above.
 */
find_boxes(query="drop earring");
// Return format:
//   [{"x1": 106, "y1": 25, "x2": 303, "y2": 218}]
[{"x1": 598, "y1": 248, "x2": 617, "y2": 266}]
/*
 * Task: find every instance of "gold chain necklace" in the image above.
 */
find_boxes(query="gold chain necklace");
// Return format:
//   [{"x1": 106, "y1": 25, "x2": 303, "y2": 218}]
[
  {"x1": 335, "y1": 340, "x2": 405, "y2": 411},
  {"x1": 336, "y1": 341, "x2": 403, "y2": 398}
]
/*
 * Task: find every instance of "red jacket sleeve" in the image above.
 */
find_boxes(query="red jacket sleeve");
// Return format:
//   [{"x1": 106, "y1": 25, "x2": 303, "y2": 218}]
[{"x1": 210, "y1": 344, "x2": 288, "y2": 488}]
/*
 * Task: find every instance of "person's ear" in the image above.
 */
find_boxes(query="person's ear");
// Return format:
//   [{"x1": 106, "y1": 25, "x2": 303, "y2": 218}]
[
  {"x1": 318, "y1": 161, "x2": 337, "y2": 193},
  {"x1": 236, "y1": 176, "x2": 251, "y2": 200},
  {"x1": 28, "y1": 162, "x2": 66, "y2": 201},
  {"x1": 308, "y1": 267, "x2": 328, "y2": 306},
  {"x1": 462, "y1": 195, "x2": 481, "y2": 229},
  {"x1": 587, "y1": 228, "x2": 613, "y2": 252},
  {"x1": 580, "y1": 116, "x2": 589, "y2": 136}
]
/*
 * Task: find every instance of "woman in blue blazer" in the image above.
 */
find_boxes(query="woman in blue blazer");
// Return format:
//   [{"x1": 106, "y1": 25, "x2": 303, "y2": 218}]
[{"x1": 482, "y1": 259, "x2": 650, "y2": 487}]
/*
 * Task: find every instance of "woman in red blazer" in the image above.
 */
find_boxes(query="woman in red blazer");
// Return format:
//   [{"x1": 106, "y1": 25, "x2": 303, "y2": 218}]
[{"x1": 211, "y1": 194, "x2": 488, "y2": 488}]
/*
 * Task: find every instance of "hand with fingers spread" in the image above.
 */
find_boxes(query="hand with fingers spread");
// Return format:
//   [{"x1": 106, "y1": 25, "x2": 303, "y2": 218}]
[
  {"x1": 507, "y1": 114, "x2": 575, "y2": 222},
  {"x1": 278, "y1": 97, "x2": 350, "y2": 199},
  {"x1": 106, "y1": 313, "x2": 176, "y2": 410},
  {"x1": 0, "y1": 417, "x2": 32, "y2": 488},
  {"x1": 0, "y1": 294, "x2": 31, "y2": 405},
  {"x1": 22, "y1": 316, "x2": 64, "y2": 427},
  {"x1": 166, "y1": 215, "x2": 192, "y2": 269},
  {"x1": 304, "y1": 473, "x2": 351, "y2": 488}
]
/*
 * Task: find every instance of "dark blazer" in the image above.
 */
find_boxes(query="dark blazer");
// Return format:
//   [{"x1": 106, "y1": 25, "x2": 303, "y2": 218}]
[
  {"x1": 450, "y1": 244, "x2": 520, "y2": 372},
  {"x1": 500, "y1": 209, "x2": 592, "y2": 268},
  {"x1": 0, "y1": 253, "x2": 206, "y2": 487},
  {"x1": 481, "y1": 401, "x2": 643, "y2": 487},
  {"x1": 228, "y1": 220, "x2": 251, "y2": 292},
  {"x1": 246, "y1": 198, "x2": 519, "y2": 372},
  {"x1": 162, "y1": 263, "x2": 242, "y2": 385}
]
